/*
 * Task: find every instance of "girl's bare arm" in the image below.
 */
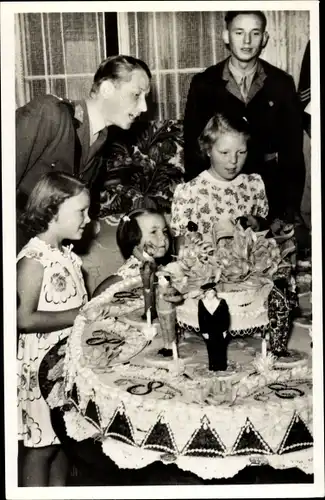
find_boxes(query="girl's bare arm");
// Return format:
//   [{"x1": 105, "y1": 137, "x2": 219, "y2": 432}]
[
  {"x1": 17, "y1": 257, "x2": 81, "y2": 333},
  {"x1": 92, "y1": 274, "x2": 123, "y2": 298}
]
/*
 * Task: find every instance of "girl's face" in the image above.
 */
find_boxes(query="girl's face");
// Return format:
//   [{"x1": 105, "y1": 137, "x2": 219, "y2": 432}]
[
  {"x1": 54, "y1": 190, "x2": 91, "y2": 240},
  {"x1": 209, "y1": 132, "x2": 248, "y2": 181},
  {"x1": 137, "y1": 213, "x2": 170, "y2": 258}
]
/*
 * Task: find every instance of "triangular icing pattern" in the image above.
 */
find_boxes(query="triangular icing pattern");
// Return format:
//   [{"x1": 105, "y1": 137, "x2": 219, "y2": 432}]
[
  {"x1": 83, "y1": 399, "x2": 101, "y2": 428},
  {"x1": 230, "y1": 417, "x2": 273, "y2": 455},
  {"x1": 182, "y1": 415, "x2": 226, "y2": 457},
  {"x1": 142, "y1": 413, "x2": 178, "y2": 454},
  {"x1": 104, "y1": 404, "x2": 135, "y2": 446},
  {"x1": 277, "y1": 411, "x2": 313, "y2": 455}
]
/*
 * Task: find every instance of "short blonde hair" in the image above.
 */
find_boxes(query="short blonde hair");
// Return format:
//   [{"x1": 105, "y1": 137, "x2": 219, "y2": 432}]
[{"x1": 198, "y1": 113, "x2": 251, "y2": 156}]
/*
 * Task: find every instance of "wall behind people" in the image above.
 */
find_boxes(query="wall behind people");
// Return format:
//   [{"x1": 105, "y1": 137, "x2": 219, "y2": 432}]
[
  {"x1": 15, "y1": 12, "x2": 117, "y2": 108},
  {"x1": 16, "y1": 10, "x2": 309, "y2": 116},
  {"x1": 118, "y1": 10, "x2": 311, "y2": 227},
  {"x1": 118, "y1": 10, "x2": 309, "y2": 120},
  {"x1": 120, "y1": 10, "x2": 311, "y2": 227}
]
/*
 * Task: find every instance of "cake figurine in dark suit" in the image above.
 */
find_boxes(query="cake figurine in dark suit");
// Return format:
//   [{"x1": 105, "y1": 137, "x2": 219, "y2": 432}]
[{"x1": 198, "y1": 282, "x2": 230, "y2": 371}]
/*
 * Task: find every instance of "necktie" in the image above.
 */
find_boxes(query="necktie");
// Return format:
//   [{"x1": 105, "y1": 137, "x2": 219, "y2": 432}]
[{"x1": 240, "y1": 75, "x2": 249, "y2": 101}]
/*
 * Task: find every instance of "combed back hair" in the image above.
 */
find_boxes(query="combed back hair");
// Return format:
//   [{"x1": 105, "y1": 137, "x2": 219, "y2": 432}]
[
  {"x1": 18, "y1": 171, "x2": 88, "y2": 237},
  {"x1": 224, "y1": 11, "x2": 267, "y2": 31},
  {"x1": 116, "y1": 208, "x2": 172, "y2": 264},
  {"x1": 90, "y1": 55, "x2": 152, "y2": 95},
  {"x1": 199, "y1": 112, "x2": 251, "y2": 156}
]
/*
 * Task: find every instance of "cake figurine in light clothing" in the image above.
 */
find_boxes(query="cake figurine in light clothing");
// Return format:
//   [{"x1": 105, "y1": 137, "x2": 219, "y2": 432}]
[
  {"x1": 156, "y1": 274, "x2": 183, "y2": 357},
  {"x1": 134, "y1": 243, "x2": 158, "y2": 320},
  {"x1": 198, "y1": 281, "x2": 230, "y2": 371}
]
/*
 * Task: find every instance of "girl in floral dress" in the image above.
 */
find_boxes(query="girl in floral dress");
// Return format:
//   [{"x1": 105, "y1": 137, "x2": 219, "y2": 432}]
[
  {"x1": 170, "y1": 112, "x2": 269, "y2": 245},
  {"x1": 171, "y1": 113, "x2": 297, "y2": 357},
  {"x1": 17, "y1": 172, "x2": 90, "y2": 486}
]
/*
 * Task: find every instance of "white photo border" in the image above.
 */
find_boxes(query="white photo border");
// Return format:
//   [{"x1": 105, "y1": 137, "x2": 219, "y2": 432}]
[{"x1": 1, "y1": 1, "x2": 323, "y2": 499}]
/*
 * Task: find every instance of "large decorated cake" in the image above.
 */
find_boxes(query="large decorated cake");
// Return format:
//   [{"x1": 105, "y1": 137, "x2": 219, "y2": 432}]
[
  {"x1": 164, "y1": 219, "x2": 293, "y2": 334},
  {"x1": 62, "y1": 253, "x2": 313, "y2": 479}
]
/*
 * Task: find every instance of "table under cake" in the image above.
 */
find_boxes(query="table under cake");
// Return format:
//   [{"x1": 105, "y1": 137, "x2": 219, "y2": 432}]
[{"x1": 40, "y1": 276, "x2": 313, "y2": 482}]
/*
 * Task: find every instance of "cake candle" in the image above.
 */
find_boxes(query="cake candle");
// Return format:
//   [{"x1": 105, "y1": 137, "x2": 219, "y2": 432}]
[
  {"x1": 146, "y1": 307, "x2": 152, "y2": 327},
  {"x1": 171, "y1": 341, "x2": 179, "y2": 362},
  {"x1": 261, "y1": 338, "x2": 267, "y2": 357}
]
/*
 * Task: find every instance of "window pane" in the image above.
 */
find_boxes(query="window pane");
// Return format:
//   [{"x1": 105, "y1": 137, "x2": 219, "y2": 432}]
[
  {"x1": 176, "y1": 11, "x2": 228, "y2": 69},
  {"x1": 156, "y1": 12, "x2": 174, "y2": 71},
  {"x1": 205, "y1": 11, "x2": 229, "y2": 64},
  {"x1": 25, "y1": 14, "x2": 45, "y2": 76},
  {"x1": 62, "y1": 12, "x2": 99, "y2": 41},
  {"x1": 127, "y1": 12, "x2": 137, "y2": 56},
  {"x1": 177, "y1": 12, "x2": 204, "y2": 68},
  {"x1": 178, "y1": 72, "x2": 198, "y2": 119},
  {"x1": 135, "y1": 12, "x2": 155, "y2": 69},
  {"x1": 28, "y1": 79, "x2": 46, "y2": 100},
  {"x1": 62, "y1": 13, "x2": 103, "y2": 74},
  {"x1": 160, "y1": 73, "x2": 177, "y2": 120},
  {"x1": 66, "y1": 76, "x2": 93, "y2": 100},
  {"x1": 50, "y1": 78, "x2": 67, "y2": 99},
  {"x1": 18, "y1": 12, "x2": 107, "y2": 106},
  {"x1": 44, "y1": 13, "x2": 64, "y2": 75},
  {"x1": 65, "y1": 40, "x2": 99, "y2": 74}
]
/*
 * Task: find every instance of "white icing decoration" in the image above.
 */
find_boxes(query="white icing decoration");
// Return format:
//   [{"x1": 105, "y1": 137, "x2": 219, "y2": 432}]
[{"x1": 62, "y1": 273, "x2": 313, "y2": 479}]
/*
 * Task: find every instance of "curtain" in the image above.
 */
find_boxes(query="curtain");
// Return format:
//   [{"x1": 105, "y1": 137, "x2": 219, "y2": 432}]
[
  {"x1": 262, "y1": 11, "x2": 310, "y2": 85},
  {"x1": 118, "y1": 10, "x2": 310, "y2": 120},
  {"x1": 15, "y1": 12, "x2": 106, "y2": 108}
]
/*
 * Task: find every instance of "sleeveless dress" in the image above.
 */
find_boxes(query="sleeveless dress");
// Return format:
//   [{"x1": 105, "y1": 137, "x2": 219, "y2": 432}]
[{"x1": 17, "y1": 237, "x2": 88, "y2": 447}]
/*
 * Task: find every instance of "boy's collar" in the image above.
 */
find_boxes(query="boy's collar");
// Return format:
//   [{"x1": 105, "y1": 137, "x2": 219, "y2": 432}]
[
  {"x1": 222, "y1": 57, "x2": 264, "y2": 81},
  {"x1": 228, "y1": 58, "x2": 258, "y2": 78}
]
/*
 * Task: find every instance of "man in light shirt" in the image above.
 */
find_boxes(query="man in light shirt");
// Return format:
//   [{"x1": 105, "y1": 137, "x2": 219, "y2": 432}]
[
  {"x1": 183, "y1": 11, "x2": 306, "y2": 227},
  {"x1": 16, "y1": 55, "x2": 152, "y2": 250}
]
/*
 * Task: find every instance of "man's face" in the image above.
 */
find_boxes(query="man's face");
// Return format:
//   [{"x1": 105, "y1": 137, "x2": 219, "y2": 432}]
[
  {"x1": 102, "y1": 69, "x2": 151, "y2": 129},
  {"x1": 224, "y1": 14, "x2": 267, "y2": 64}
]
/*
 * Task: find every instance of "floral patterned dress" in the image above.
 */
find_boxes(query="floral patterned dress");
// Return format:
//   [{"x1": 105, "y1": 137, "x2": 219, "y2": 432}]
[
  {"x1": 170, "y1": 170, "x2": 268, "y2": 242},
  {"x1": 17, "y1": 237, "x2": 88, "y2": 447},
  {"x1": 116, "y1": 255, "x2": 142, "y2": 280}
]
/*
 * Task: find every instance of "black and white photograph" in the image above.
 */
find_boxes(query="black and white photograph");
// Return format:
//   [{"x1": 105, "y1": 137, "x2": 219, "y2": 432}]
[{"x1": 1, "y1": 1, "x2": 323, "y2": 498}]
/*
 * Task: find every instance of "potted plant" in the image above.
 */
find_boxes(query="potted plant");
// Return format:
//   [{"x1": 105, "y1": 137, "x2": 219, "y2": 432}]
[{"x1": 98, "y1": 120, "x2": 184, "y2": 222}]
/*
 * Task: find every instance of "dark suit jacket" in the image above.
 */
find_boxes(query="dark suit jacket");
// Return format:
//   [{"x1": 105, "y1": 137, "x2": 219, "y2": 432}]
[
  {"x1": 16, "y1": 94, "x2": 108, "y2": 208},
  {"x1": 298, "y1": 41, "x2": 311, "y2": 137},
  {"x1": 183, "y1": 58, "x2": 305, "y2": 221},
  {"x1": 198, "y1": 298, "x2": 230, "y2": 336}
]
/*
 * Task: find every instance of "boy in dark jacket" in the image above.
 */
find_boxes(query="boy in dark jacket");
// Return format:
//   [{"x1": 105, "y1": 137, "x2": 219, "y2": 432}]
[{"x1": 183, "y1": 11, "x2": 305, "y2": 226}]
